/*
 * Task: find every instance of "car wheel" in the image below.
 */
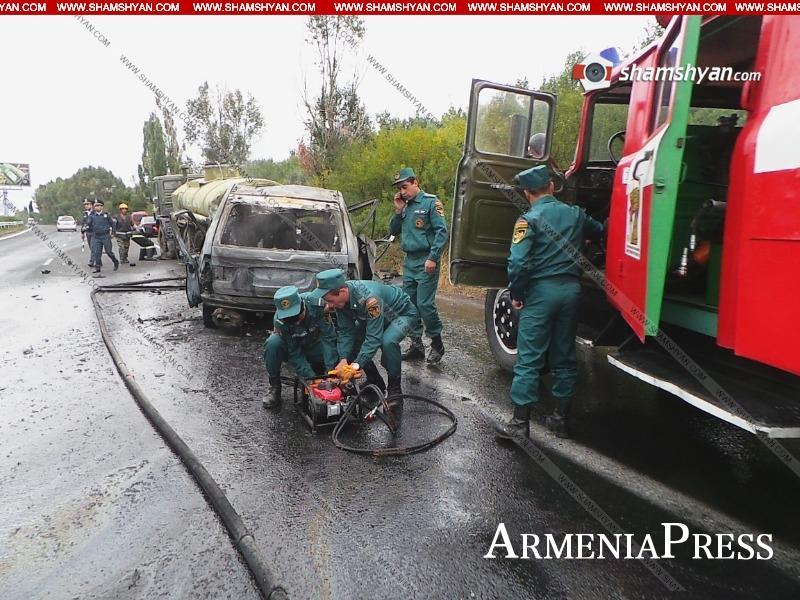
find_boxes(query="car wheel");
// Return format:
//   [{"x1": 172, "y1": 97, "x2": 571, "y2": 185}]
[
  {"x1": 484, "y1": 288, "x2": 519, "y2": 373},
  {"x1": 202, "y1": 303, "x2": 217, "y2": 329}
]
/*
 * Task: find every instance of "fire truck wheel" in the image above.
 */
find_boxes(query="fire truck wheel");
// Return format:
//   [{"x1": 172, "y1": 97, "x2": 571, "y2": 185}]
[{"x1": 484, "y1": 288, "x2": 518, "y2": 373}]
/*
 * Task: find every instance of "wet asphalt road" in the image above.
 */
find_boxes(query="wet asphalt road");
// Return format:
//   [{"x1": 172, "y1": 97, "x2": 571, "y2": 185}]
[{"x1": 3, "y1": 226, "x2": 800, "y2": 599}]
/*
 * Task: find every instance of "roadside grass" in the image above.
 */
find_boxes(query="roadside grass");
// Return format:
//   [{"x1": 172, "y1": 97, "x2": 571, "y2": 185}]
[
  {"x1": 0, "y1": 225, "x2": 26, "y2": 238},
  {"x1": 375, "y1": 243, "x2": 485, "y2": 300}
]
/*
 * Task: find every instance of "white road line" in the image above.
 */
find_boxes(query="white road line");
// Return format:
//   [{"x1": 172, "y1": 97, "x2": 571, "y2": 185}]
[{"x1": 43, "y1": 257, "x2": 53, "y2": 266}]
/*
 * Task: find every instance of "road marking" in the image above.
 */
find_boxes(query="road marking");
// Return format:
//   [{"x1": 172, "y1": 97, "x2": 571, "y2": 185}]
[{"x1": 43, "y1": 258, "x2": 53, "y2": 266}]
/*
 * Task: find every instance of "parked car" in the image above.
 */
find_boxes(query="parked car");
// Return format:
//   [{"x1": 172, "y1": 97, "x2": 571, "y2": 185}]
[
  {"x1": 56, "y1": 215, "x2": 77, "y2": 232},
  {"x1": 131, "y1": 210, "x2": 149, "y2": 227},
  {"x1": 138, "y1": 215, "x2": 159, "y2": 237}
]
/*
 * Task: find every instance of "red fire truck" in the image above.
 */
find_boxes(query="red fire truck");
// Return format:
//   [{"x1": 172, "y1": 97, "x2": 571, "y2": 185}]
[{"x1": 450, "y1": 15, "x2": 800, "y2": 437}]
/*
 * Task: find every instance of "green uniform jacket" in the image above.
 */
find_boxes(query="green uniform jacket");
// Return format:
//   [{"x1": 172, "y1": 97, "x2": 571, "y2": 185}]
[
  {"x1": 336, "y1": 280, "x2": 415, "y2": 366},
  {"x1": 388, "y1": 190, "x2": 449, "y2": 262},
  {"x1": 273, "y1": 292, "x2": 338, "y2": 378},
  {"x1": 508, "y1": 195, "x2": 604, "y2": 302}
]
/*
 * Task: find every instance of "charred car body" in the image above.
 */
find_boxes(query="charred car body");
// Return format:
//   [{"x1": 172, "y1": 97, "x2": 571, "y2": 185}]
[{"x1": 176, "y1": 181, "x2": 377, "y2": 328}]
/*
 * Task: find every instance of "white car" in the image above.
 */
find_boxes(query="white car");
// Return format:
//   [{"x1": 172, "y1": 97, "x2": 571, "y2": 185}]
[{"x1": 56, "y1": 215, "x2": 77, "y2": 232}]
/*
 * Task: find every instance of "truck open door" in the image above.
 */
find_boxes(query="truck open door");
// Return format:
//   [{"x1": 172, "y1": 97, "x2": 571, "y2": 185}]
[
  {"x1": 450, "y1": 80, "x2": 556, "y2": 288},
  {"x1": 605, "y1": 16, "x2": 701, "y2": 340}
]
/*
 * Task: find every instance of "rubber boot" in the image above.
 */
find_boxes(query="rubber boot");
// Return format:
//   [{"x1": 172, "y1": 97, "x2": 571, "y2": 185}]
[
  {"x1": 495, "y1": 404, "x2": 531, "y2": 440},
  {"x1": 546, "y1": 407, "x2": 570, "y2": 439},
  {"x1": 401, "y1": 337, "x2": 425, "y2": 361},
  {"x1": 362, "y1": 360, "x2": 386, "y2": 393},
  {"x1": 426, "y1": 335, "x2": 445, "y2": 365},
  {"x1": 262, "y1": 376, "x2": 282, "y2": 410},
  {"x1": 386, "y1": 375, "x2": 403, "y2": 410}
]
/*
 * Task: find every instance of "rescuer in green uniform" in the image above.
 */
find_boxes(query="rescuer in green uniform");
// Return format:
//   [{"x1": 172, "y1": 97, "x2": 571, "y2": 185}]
[
  {"x1": 389, "y1": 167, "x2": 449, "y2": 365},
  {"x1": 496, "y1": 165, "x2": 604, "y2": 440},
  {"x1": 316, "y1": 268, "x2": 418, "y2": 398},
  {"x1": 262, "y1": 285, "x2": 338, "y2": 410}
]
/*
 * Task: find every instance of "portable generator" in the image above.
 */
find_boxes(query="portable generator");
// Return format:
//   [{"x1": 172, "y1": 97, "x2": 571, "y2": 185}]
[{"x1": 294, "y1": 372, "x2": 369, "y2": 433}]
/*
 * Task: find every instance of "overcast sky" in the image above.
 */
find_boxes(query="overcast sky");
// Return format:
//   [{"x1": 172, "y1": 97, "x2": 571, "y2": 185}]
[{"x1": 1, "y1": 15, "x2": 652, "y2": 209}]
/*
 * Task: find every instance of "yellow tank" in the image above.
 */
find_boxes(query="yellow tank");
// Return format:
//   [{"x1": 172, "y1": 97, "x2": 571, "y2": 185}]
[{"x1": 172, "y1": 167, "x2": 278, "y2": 219}]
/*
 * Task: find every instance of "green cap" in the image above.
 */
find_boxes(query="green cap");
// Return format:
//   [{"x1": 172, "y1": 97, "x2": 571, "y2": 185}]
[
  {"x1": 514, "y1": 165, "x2": 551, "y2": 190},
  {"x1": 315, "y1": 268, "x2": 347, "y2": 292},
  {"x1": 392, "y1": 167, "x2": 416, "y2": 186},
  {"x1": 274, "y1": 285, "x2": 303, "y2": 319}
]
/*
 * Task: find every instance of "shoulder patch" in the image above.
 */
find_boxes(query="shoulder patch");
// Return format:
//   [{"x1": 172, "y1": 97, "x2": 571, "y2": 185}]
[
  {"x1": 434, "y1": 199, "x2": 444, "y2": 217},
  {"x1": 512, "y1": 218, "x2": 529, "y2": 244},
  {"x1": 365, "y1": 296, "x2": 381, "y2": 319}
]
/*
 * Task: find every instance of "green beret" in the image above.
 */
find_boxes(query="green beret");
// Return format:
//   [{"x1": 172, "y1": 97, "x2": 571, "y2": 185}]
[
  {"x1": 514, "y1": 165, "x2": 551, "y2": 190},
  {"x1": 315, "y1": 268, "x2": 347, "y2": 292},
  {"x1": 274, "y1": 285, "x2": 302, "y2": 319},
  {"x1": 392, "y1": 167, "x2": 416, "y2": 186}
]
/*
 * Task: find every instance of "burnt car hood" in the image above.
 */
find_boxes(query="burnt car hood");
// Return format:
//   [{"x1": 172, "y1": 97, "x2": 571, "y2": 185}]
[{"x1": 209, "y1": 245, "x2": 349, "y2": 298}]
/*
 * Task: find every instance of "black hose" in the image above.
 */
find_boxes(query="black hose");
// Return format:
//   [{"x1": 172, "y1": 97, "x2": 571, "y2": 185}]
[
  {"x1": 331, "y1": 384, "x2": 458, "y2": 457},
  {"x1": 91, "y1": 283, "x2": 288, "y2": 600}
]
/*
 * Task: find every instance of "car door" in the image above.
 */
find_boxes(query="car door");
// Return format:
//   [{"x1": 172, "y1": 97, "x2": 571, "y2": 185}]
[
  {"x1": 605, "y1": 16, "x2": 701, "y2": 340},
  {"x1": 450, "y1": 80, "x2": 556, "y2": 288}
]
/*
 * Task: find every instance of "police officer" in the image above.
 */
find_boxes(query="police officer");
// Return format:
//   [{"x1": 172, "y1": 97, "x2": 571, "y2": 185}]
[
  {"x1": 496, "y1": 165, "x2": 603, "y2": 440},
  {"x1": 114, "y1": 203, "x2": 134, "y2": 264},
  {"x1": 316, "y1": 268, "x2": 418, "y2": 398},
  {"x1": 80, "y1": 199, "x2": 95, "y2": 267},
  {"x1": 85, "y1": 200, "x2": 119, "y2": 274},
  {"x1": 389, "y1": 167, "x2": 449, "y2": 364},
  {"x1": 262, "y1": 285, "x2": 339, "y2": 410}
]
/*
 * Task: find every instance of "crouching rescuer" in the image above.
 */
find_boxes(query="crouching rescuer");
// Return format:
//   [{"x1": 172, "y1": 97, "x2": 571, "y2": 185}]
[
  {"x1": 262, "y1": 285, "x2": 338, "y2": 410},
  {"x1": 316, "y1": 268, "x2": 418, "y2": 401},
  {"x1": 496, "y1": 166, "x2": 604, "y2": 440}
]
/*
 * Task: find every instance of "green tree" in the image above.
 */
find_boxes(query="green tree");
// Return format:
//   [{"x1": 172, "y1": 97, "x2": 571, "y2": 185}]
[
  {"x1": 245, "y1": 153, "x2": 309, "y2": 185},
  {"x1": 34, "y1": 167, "x2": 143, "y2": 222},
  {"x1": 185, "y1": 81, "x2": 264, "y2": 165},
  {"x1": 301, "y1": 16, "x2": 372, "y2": 182},
  {"x1": 323, "y1": 110, "x2": 466, "y2": 236},
  {"x1": 140, "y1": 113, "x2": 168, "y2": 188}
]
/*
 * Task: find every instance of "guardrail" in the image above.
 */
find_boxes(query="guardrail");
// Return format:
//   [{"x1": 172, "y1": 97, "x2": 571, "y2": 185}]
[{"x1": 0, "y1": 221, "x2": 24, "y2": 228}]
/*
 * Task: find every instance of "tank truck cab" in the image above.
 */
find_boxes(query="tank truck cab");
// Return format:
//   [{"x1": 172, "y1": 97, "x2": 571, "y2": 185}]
[{"x1": 451, "y1": 16, "x2": 800, "y2": 436}]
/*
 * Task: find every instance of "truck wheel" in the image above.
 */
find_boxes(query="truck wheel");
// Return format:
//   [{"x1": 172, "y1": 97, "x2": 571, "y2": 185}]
[
  {"x1": 484, "y1": 288, "x2": 518, "y2": 373},
  {"x1": 202, "y1": 304, "x2": 217, "y2": 329}
]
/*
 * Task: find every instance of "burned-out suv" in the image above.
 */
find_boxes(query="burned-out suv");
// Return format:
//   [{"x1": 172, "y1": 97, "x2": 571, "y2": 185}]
[{"x1": 180, "y1": 183, "x2": 377, "y2": 328}]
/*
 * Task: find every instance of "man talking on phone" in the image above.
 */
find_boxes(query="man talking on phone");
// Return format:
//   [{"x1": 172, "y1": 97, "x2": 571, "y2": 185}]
[{"x1": 388, "y1": 167, "x2": 449, "y2": 365}]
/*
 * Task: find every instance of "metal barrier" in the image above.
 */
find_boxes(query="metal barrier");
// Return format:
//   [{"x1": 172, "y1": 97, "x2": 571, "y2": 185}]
[{"x1": 0, "y1": 221, "x2": 23, "y2": 228}]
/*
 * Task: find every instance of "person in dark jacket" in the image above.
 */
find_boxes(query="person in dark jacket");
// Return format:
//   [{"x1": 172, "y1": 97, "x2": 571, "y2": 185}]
[
  {"x1": 80, "y1": 199, "x2": 95, "y2": 267},
  {"x1": 114, "y1": 203, "x2": 134, "y2": 264},
  {"x1": 85, "y1": 200, "x2": 119, "y2": 274}
]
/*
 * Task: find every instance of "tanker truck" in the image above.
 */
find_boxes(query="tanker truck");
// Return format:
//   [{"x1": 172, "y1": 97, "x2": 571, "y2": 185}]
[{"x1": 155, "y1": 165, "x2": 379, "y2": 328}]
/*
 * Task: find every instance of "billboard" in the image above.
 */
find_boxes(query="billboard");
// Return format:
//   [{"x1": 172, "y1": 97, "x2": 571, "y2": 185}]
[{"x1": 0, "y1": 163, "x2": 31, "y2": 187}]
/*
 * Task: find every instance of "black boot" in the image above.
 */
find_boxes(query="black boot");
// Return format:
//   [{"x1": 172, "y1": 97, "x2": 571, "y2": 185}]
[
  {"x1": 401, "y1": 337, "x2": 425, "y2": 361},
  {"x1": 546, "y1": 407, "x2": 570, "y2": 439},
  {"x1": 362, "y1": 361, "x2": 386, "y2": 393},
  {"x1": 386, "y1": 375, "x2": 403, "y2": 410},
  {"x1": 495, "y1": 404, "x2": 531, "y2": 440},
  {"x1": 113, "y1": 259, "x2": 119, "y2": 271},
  {"x1": 426, "y1": 335, "x2": 445, "y2": 365},
  {"x1": 262, "y1": 377, "x2": 282, "y2": 410}
]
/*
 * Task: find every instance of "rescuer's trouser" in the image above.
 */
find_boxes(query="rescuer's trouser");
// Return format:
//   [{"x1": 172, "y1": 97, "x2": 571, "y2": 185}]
[
  {"x1": 350, "y1": 310, "x2": 418, "y2": 378},
  {"x1": 263, "y1": 333, "x2": 325, "y2": 380},
  {"x1": 402, "y1": 251, "x2": 442, "y2": 339},
  {"x1": 90, "y1": 233, "x2": 117, "y2": 269},
  {"x1": 510, "y1": 276, "x2": 580, "y2": 409},
  {"x1": 116, "y1": 234, "x2": 131, "y2": 262}
]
